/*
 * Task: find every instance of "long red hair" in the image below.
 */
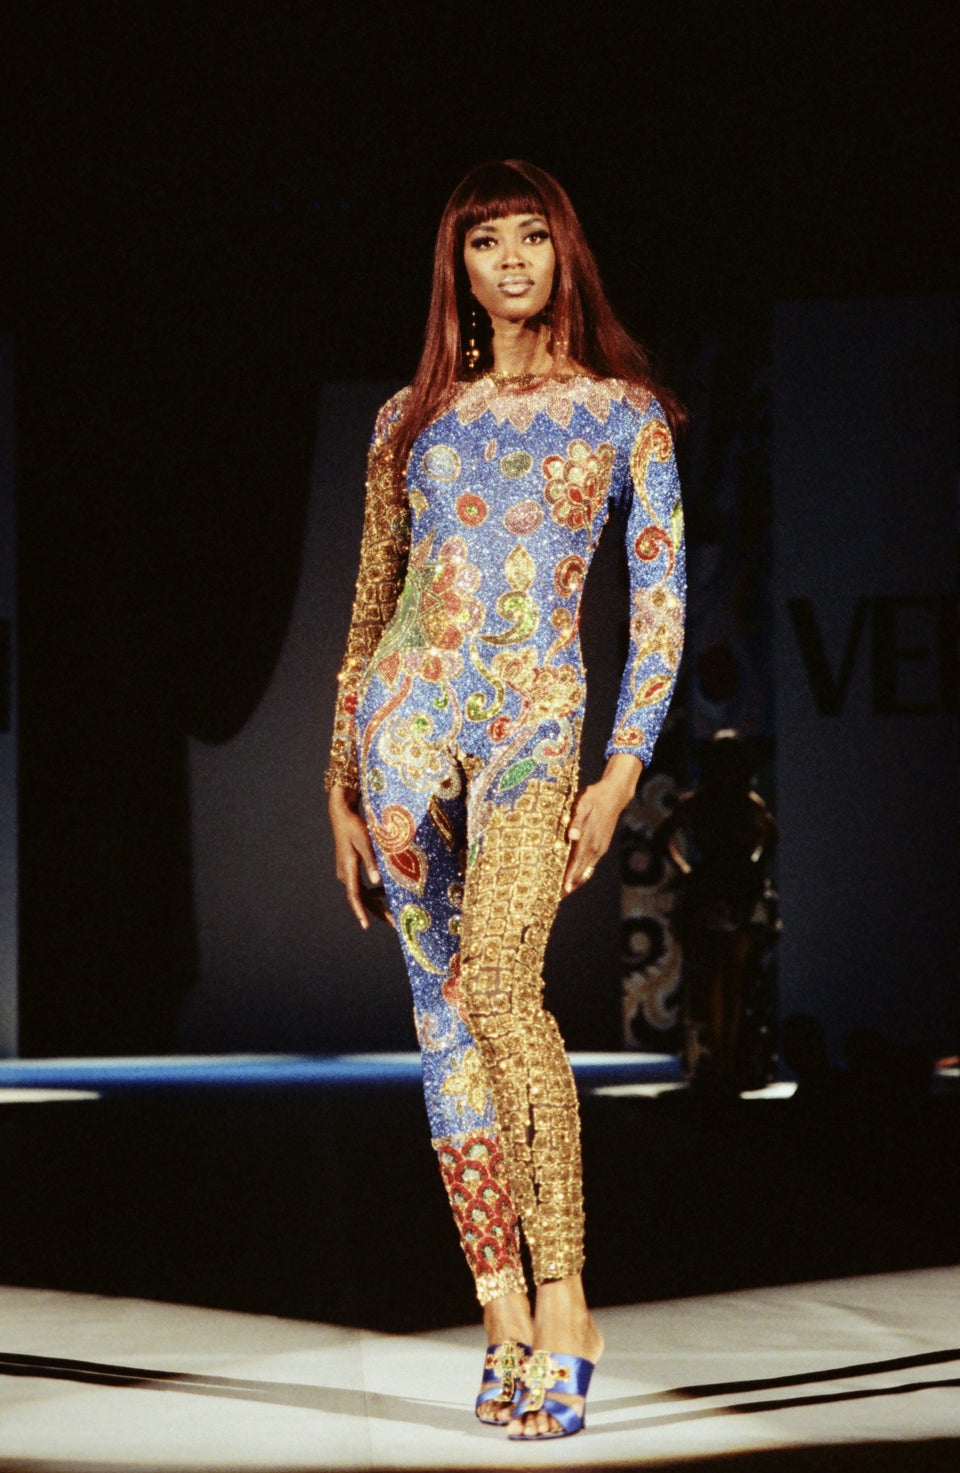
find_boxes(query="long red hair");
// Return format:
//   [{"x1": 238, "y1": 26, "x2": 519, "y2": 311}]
[{"x1": 391, "y1": 159, "x2": 684, "y2": 488}]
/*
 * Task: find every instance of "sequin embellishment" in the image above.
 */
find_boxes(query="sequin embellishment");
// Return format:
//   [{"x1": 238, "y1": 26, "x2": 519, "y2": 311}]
[{"x1": 326, "y1": 374, "x2": 685, "y2": 1303}]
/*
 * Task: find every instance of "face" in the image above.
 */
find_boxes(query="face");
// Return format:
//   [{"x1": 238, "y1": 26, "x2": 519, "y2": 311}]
[{"x1": 463, "y1": 212, "x2": 556, "y2": 325}]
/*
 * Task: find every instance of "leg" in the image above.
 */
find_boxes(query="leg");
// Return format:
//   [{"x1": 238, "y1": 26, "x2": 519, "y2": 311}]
[
  {"x1": 361, "y1": 746, "x2": 530, "y2": 1312},
  {"x1": 458, "y1": 771, "x2": 584, "y2": 1286},
  {"x1": 457, "y1": 765, "x2": 604, "y2": 1435}
]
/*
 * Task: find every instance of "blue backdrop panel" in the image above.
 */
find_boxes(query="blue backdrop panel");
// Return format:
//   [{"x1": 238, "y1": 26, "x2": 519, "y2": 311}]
[{"x1": 772, "y1": 298, "x2": 959, "y2": 1058}]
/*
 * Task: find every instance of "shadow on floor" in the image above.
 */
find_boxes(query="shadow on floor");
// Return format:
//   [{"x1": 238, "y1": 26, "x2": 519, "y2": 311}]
[{"x1": 0, "y1": 1437, "x2": 958, "y2": 1472}]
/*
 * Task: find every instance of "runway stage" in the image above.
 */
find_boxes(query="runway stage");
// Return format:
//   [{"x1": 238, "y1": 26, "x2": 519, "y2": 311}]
[
  {"x1": 0, "y1": 1054, "x2": 957, "y2": 1468},
  {"x1": 0, "y1": 1269, "x2": 958, "y2": 1471}
]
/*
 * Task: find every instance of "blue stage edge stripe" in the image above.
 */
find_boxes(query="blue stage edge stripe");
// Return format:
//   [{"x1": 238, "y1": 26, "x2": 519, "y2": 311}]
[{"x1": 0, "y1": 1052, "x2": 684, "y2": 1092}]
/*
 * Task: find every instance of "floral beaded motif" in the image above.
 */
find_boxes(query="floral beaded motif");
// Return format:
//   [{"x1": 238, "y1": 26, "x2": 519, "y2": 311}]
[{"x1": 326, "y1": 373, "x2": 685, "y2": 792}]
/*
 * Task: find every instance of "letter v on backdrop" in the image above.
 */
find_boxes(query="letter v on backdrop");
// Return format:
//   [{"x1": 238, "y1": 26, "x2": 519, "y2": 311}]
[{"x1": 788, "y1": 595, "x2": 958, "y2": 715}]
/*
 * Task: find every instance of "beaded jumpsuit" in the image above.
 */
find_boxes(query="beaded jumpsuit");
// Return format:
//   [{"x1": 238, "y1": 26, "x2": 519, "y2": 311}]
[{"x1": 326, "y1": 371, "x2": 684, "y2": 1304}]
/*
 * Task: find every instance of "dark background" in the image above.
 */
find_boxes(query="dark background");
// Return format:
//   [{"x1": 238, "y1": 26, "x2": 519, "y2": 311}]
[{"x1": 1, "y1": 0, "x2": 957, "y2": 1054}]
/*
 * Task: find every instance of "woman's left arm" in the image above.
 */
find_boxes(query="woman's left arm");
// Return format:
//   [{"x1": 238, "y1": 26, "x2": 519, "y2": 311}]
[
  {"x1": 608, "y1": 401, "x2": 686, "y2": 762},
  {"x1": 564, "y1": 400, "x2": 685, "y2": 893}
]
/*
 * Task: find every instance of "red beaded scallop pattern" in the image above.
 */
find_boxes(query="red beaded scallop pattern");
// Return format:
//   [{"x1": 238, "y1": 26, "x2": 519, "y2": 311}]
[{"x1": 436, "y1": 1131, "x2": 521, "y2": 1279}]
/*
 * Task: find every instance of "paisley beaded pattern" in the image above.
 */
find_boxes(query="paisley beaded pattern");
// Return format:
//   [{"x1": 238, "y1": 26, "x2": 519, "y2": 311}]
[
  {"x1": 326, "y1": 373, "x2": 684, "y2": 1300},
  {"x1": 326, "y1": 373, "x2": 684, "y2": 795}
]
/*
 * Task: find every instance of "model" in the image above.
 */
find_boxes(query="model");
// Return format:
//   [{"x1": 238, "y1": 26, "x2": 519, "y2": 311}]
[{"x1": 326, "y1": 159, "x2": 685, "y2": 1439}]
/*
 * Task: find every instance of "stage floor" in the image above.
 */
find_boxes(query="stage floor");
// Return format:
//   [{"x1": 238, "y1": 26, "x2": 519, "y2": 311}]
[
  {"x1": 0, "y1": 1268, "x2": 957, "y2": 1471},
  {"x1": 0, "y1": 1052, "x2": 957, "y2": 1333},
  {"x1": 0, "y1": 1052, "x2": 956, "y2": 1467}
]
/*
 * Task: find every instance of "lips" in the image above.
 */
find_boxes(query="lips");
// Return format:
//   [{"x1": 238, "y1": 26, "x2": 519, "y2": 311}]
[{"x1": 498, "y1": 276, "x2": 535, "y2": 295}]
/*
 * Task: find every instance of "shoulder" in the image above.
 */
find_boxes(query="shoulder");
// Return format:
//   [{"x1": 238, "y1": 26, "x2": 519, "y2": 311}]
[
  {"x1": 558, "y1": 373, "x2": 668, "y2": 445},
  {"x1": 372, "y1": 385, "x2": 413, "y2": 443},
  {"x1": 596, "y1": 377, "x2": 671, "y2": 428},
  {"x1": 601, "y1": 383, "x2": 679, "y2": 487}
]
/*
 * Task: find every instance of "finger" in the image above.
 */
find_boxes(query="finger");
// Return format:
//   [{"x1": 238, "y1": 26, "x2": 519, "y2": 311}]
[
  {"x1": 563, "y1": 801, "x2": 580, "y2": 887},
  {"x1": 567, "y1": 796, "x2": 590, "y2": 844},
  {"x1": 342, "y1": 856, "x2": 370, "y2": 930},
  {"x1": 356, "y1": 832, "x2": 381, "y2": 887},
  {"x1": 564, "y1": 829, "x2": 602, "y2": 892},
  {"x1": 565, "y1": 862, "x2": 596, "y2": 894},
  {"x1": 564, "y1": 836, "x2": 592, "y2": 893}
]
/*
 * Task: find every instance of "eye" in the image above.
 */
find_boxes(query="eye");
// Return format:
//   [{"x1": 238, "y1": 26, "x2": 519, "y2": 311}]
[
  {"x1": 525, "y1": 229, "x2": 551, "y2": 244},
  {"x1": 468, "y1": 233, "x2": 497, "y2": 250}
]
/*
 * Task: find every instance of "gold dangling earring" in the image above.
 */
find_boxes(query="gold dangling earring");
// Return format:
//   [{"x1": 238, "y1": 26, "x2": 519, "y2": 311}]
[
  {"x1": 464, "y1": 302, "x2": 481, "y2": 373},
  {"x1": 545, "y1": 304, "x2": 566, "y2": 366}
]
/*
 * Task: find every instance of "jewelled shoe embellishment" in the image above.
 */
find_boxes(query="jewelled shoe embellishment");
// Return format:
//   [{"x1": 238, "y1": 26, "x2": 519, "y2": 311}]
[
  {"x1": 475, "y1": 1339, "x2": 532, "y2": 1422},
  {"x1": 509, "y1": 1348, "x2": 596, "y2": 1439}
]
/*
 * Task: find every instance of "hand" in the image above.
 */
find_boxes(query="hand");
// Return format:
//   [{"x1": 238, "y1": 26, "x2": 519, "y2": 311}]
[
  {"x1": 328, "y1": 787, "x2": 393, "y2": 930},
  {"x1": 563, "y1": 755, "x2": 643, "y2": 894}
]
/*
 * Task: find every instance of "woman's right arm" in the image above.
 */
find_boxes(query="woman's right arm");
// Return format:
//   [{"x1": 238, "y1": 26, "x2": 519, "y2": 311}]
[
  {"x1": 325, "y1": 393, "x2": 411, "y2": 793},
  {"x1": 326, "y1": 394, "x2": 410, "y2": 927}
]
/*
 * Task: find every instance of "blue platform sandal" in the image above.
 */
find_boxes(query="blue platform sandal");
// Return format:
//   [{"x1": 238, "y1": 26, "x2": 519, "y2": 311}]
[
  {"x1": 475, "y1": 1340, "x2": 531, "y2": 1423},
  {"x1": 508, "y1": 1348, "x2": 596, "y2": 1439}
]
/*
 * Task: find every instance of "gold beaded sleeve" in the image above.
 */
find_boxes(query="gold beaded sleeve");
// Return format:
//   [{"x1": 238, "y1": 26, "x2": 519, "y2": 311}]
[{"x1": 324, "y1": 392, "x2": 411, "y2": 792}]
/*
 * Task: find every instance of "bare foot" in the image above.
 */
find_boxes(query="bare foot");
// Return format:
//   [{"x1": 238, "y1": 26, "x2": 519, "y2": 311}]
[
  {"x1": 475, "y1": 1291, "x2": 534, "y2": 1425},
  {"x1": 507, "y1": 1275, "x2": 603, "y2": 1438}
]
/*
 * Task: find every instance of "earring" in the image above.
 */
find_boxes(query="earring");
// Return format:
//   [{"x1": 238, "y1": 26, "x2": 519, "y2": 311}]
[
  {"x1": 464, "y1": 303, "x2": 481, "y2": 373},
  {"x1": 545, "y1": 304, "x2": 567, "y2": 363}
]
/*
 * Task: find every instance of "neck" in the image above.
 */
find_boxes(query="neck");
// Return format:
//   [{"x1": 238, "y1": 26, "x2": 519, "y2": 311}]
[{"x1": 489, "y1": 318, "x2": 554, "y2": 377}]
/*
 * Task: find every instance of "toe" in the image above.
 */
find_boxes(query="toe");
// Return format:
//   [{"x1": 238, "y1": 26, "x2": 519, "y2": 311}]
[
  {"x1": 477, "y1": 1398, "x2": 512, "y2": 1425},
  {"x1": 512, "y1": 1410, "x2": 556, "y2": 1437}
]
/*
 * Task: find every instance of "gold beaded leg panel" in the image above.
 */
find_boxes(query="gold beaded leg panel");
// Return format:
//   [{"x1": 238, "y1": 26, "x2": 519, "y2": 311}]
[{"x1": 458, "y1": 771, "x2": 585, "y2": 1286}]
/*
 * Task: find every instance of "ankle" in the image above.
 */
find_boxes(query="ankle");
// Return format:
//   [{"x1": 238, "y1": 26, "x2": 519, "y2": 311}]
[
  {"x1": 530, "y1": 1277, "x2": 603, "y2": 1360},
  {"x1": 483, "y1": 1291, "x2": 533, "y2": 1347},
  {"x1": 532, "y1": 1274, "x2": 590, "y2": 1321}
]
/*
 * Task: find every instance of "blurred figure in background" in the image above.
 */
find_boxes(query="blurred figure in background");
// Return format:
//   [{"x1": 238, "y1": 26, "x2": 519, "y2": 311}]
[{"x1": 657, "y1": 729, "x2": 779, "y2": 1092}]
